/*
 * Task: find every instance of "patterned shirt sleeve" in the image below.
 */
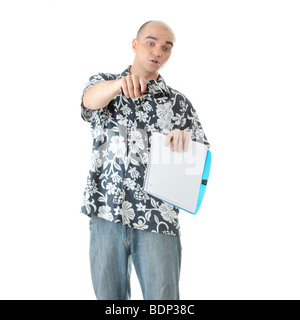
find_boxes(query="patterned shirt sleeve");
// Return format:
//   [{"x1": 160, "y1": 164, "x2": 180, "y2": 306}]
[
  {"x1": 180, "y1": 98, "x2": 210, "y2": 148},
  {"x1": 80, "y1": 73, "x2": 110, "y2": 123}
]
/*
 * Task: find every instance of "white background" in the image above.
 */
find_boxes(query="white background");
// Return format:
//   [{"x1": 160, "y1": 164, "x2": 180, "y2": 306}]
[{"x1": 0, "y1": 0, "x2": 299, "y2": 300}]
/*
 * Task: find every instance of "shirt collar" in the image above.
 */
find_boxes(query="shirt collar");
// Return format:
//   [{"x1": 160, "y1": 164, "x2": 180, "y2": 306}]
[{"x1": 121, "y1": 65, "x2": 170, "y2": 96}]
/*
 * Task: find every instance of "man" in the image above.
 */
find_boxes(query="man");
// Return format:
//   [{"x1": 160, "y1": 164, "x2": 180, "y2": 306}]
[{"x1": 80, "y1": 20, "x2": 210, "y2": 300}]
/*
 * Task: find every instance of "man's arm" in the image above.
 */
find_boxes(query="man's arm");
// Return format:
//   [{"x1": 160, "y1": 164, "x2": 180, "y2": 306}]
[
  {"x1": 82, "y1": 75, "x2": 148, "y2": 110},
  {"x1": 82, "y1": 79, "x2": 122, "y2": 110}
]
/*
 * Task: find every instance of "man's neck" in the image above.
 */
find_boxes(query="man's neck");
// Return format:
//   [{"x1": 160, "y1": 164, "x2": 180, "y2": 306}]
[{"x1": 129, "y1": 64, "x2": 159, "y2": 81}]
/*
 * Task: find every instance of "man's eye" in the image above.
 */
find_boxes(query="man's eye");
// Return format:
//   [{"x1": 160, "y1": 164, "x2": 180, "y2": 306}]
[
  {"x1": 163, "y1": 47, "x2": 170, "y2": 52},
  {"x1": 147, "y1": 42, "x2": 154, "y2": 46}
]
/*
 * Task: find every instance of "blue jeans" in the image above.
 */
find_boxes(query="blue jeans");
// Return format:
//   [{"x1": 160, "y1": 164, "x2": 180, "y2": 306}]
[{"x1": 89, "y1": 216, "x2": 182, "y2": 300}]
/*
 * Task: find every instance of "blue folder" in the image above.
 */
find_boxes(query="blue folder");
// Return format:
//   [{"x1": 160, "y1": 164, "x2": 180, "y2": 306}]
[{"x1": 192, "y1": 149, "x2": 211, "y2": 214}]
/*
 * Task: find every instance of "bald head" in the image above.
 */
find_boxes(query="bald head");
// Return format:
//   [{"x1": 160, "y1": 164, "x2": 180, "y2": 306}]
[{"x1": 136, "y1": 20, "x2": 176, "y2": 43}]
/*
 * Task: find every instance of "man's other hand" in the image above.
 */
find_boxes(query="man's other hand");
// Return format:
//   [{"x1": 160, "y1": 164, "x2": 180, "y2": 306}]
[{"x1": 164, "y1": 129, "x2": 191, "y2": 152}]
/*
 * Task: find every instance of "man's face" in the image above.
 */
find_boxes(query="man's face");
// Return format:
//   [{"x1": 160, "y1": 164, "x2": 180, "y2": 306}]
[{"x1": 132, "y1": 23, "x2": 175, "y2": 76}]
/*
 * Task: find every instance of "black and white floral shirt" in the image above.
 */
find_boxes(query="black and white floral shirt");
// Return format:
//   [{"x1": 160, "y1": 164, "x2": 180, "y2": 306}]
[{"x1": 80, "y1": 66, "x2": 210, "y2": 237}]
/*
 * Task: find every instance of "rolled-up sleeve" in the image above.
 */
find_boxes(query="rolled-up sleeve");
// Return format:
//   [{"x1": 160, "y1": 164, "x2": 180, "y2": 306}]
[{"x1": 80, "y1": 73, "x2": 108, "y2": 122}]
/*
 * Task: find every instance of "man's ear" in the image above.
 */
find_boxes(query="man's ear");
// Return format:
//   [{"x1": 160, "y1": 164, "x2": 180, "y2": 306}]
[{"x1": 132, "y1": 38, "x2": 138, "y2": 53}]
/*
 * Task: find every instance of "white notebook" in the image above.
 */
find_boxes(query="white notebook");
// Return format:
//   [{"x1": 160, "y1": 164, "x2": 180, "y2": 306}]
[{"x1": 143, "y1": 132, "x2": 208, "y2": 214}]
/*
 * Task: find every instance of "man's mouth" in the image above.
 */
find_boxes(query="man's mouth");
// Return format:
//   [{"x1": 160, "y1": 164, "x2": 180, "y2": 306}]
[{"x1": 149, "y1": 59, "x2": 161, "y2": 66}]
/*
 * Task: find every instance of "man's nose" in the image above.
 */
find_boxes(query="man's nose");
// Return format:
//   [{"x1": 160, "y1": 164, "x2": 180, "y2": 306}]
[{"x1": 152, "y1": 49, "x2": 162, "y2": 57}]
